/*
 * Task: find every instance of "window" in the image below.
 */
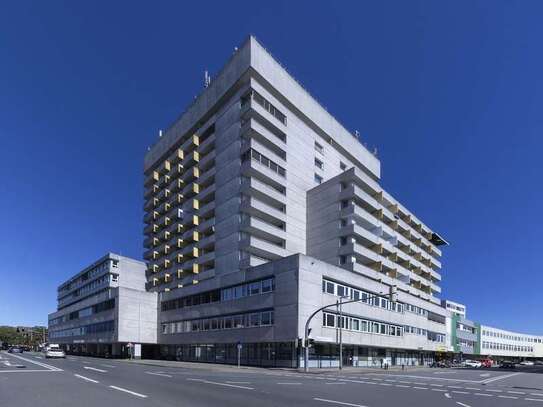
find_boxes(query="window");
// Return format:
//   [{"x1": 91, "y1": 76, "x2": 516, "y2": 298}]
[
  {"x1": 314, "y1": 141, "x2": 324, "y2": 154},
  {"x1": 339, "y1": 255, "x2": 346, "y2": 265},
  {"x1": 314, "y1": 158, "x2": 324, "y2": 170},
  {"x1": 341, "y1": 200, "x2": 349, "y2": 209},
  {"x1": 314, "y1": 174, "x2": 323, "y2": 184},
  {"x1": 340, "y1": 236, "x2": 348, "y2": 246},
  {"x1": 340, "y1": 162, "x2": 347, "y2": 171}
]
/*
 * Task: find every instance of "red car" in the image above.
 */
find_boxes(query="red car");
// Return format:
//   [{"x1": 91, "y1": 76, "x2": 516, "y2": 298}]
[{"x1": 480, "y1": 359, "x2": 493, "y2": 368}]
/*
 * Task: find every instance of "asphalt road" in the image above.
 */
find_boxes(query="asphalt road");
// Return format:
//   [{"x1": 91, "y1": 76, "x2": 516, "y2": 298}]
[{"x1": 2, "y1": 351, "x2": 543, "y2": 407}]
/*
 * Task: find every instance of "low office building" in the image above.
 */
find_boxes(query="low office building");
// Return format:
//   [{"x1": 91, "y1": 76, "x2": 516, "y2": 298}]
[
  {"x1": 442, "y1": 299, "x2": 543, "y2": 361},
  {"x1": 48, "y1": 253, "x2": 157, "y2": 358},
  {"x1": 145, "y1": 36, "x2": 449, "y2": 367},
  {"x1": 478, "y1": 325, "x2": 543, "y2": 360}
]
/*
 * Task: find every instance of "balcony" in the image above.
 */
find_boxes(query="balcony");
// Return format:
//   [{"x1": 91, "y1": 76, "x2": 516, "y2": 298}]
[
  {"x1": 240, "y1": 153, "x2": 285, "y2": 191},
  {"x1": 144, "y1": 171, "x2": 159, "y2": 188},
  {"x1": 197, "y1": 132, "x2": 215, "y2": 155},
  {"x1": 180, "y1": 134, "x2": 199, "y2": 153},
  {"x1": 241, "y1": 176, "x2": 285, "y2": 208},
  {"x1": 241, "y1": 215, "x2": 286, "y2": 245},
  {"x1": 240, "y1": 195, "x2": 286, "y2": 226},
  {"x1": 168, "y1": 148, "x2": 184, "y2": 164},
  {"x1": 239, "y1": 235, "x2": 288, "y2": 260}
]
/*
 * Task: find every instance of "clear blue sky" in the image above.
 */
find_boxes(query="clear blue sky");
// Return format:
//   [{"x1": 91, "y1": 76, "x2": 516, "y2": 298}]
[{"x1": 1, "y1": 1, "x2": 541, "y2": 333}]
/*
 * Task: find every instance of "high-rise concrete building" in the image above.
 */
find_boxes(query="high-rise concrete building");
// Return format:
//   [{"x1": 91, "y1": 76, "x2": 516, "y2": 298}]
[
  {"x1": 143, "y1": 36, "x2": 449, "y2": 367},
  {"x1": 48, "y1": 253, "x2": 157, "y2": 358}
]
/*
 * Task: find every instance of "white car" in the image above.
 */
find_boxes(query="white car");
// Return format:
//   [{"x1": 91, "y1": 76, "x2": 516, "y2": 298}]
[
  {"x1": 520, "y1": 361, "x2": 534, "y2": 366},
  {"x1": 463, "y1": 360, "x2": 482, "y2": 368},
  {"x1": 43, "y1": 345, "x2": 65, "y2": 359}
]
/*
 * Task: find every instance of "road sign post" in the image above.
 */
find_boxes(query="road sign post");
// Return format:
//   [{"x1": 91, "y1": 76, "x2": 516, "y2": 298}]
[{"x1": 237, "y1": 341, "x2": 242, "y2": 368}]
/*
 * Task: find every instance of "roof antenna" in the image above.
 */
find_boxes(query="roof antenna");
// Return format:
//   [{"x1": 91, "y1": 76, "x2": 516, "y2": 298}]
[
  {"x1": 159, "y1": 130, "x2": 163, "y2": 138},
  {"x1": 354, "y1": 130, "x2": 360, "y2": 139},
  {"x1": 373, "y1": 147, "x2": 378, "y2": 156},
  {"x1": 204, "y1": 70, "x2": 211, "y2": 88}
]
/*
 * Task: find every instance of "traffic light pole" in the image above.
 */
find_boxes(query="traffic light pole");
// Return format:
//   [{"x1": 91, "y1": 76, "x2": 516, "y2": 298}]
[{"x1": 303, "y1": 287, "x2": 397, "y2": 373}]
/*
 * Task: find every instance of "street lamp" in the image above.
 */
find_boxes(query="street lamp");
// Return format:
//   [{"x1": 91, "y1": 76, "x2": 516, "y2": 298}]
[{"x1": 303, "y1": 285, "x2": 397, "y2": 372}]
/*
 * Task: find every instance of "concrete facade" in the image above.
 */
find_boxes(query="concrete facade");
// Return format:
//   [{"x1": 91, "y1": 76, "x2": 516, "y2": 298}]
[
  {"x1": 143, "y1": 36, "x2": 449, "y2": 366},
  {"x1": 47, "y1": 253, "x2": 157, "y2": 358}
]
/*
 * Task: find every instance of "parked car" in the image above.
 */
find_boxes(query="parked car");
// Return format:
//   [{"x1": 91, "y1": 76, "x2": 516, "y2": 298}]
[
  {"x1": 499, "y1": 361, "x2": 516, "y2": 369},
  {"x1": 7, "y1": 346, "x2": 23, "y2": 353},
  {"x1": 534, "y1": 360, "x2": 543, "y2": 366},
  {"x1": 463, "y1": 360, "x2": 482, "y2": 368},
  {"x1": 520, "y1": 360, "x2": 534, "y2": 366},
  {"x1": 43, "y1": 344, "x2": 65, "y2": 359},
  {"x1": 431, "y1": 360, "x2": 451, "y2": 368},
  {"x1": 480, "y1": 358, "x2": 493, "y2": 368}
]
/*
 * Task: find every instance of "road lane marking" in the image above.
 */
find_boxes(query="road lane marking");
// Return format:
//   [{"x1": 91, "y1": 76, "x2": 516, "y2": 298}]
[
  {"x1": 452, "y1": 391, "x2": 469, "y2": 394},
  {"x1": 100, "y1": 364, "x2": 116, "y2": 368},
  {"x1": 413, "y1": 387, "x2": 428, "y2": 390},
  {"x1": 325, "y1": 382, "x2": 346, "y2": 385},
  {"x1": 525, "y1": 399, "x2": 543, "y2": 402},
  {"x1": 277, "y1": 382, "x2": 302, "y2": 385},
  {"x1": 187, "y1": 378, "x2": 254, "y2": 390},
  {"x1": 474, "y1": 393, "x2": 493, "y2": 397},
  {"x1": 532, "y1": 393, "x2": 543, "y2": 397},
  {"x1": 4, "y1": 353, "x2": 62, "y2": 371},
  {"x1": 34, "y1": 356, "x2": 43, "y2": 359},
  {"x1": 145, "y1": 371, "x2": 173, "y2": 378},
  {"x1": 498, "y1": 395, "x2": 517, "y2": 399},
  {"x1": 395, "y1": 385, "x2": 410, "y2": 388},
  {"x1": 432, "y1": 389, "x2": 447, "y2": 392},
  {"x1": 84, "y1": 366, "x2": 107, "y2": 373},
  {"x1": 507, "y1": 391, "x2": 525, "y2": 394},
  {"x1": 448, "y1": 386, "x2": 462, "y2": 389},
  {"x1": 109, "y1": 385, "x2": 148, "y2": 398},
  {"x1": 74, "y1": 374, "x2": 99, "y2": 383},
  {"x1": 480, "y1": 372, "x2": 522, "y2": 384},
  {"x1": 367, "y1": 373, "x2": 480, "y2": 383},
  {"x1": 313, "y1": 398, "x2": 367, "y2": 407},
  {"x1": 465, "y1": 387, "x2": 480, "y2": 391},
  {"x1": 225, "y1": 381, "x2": 252, "y2": 384},
  {"x1": 485, "y1": 389, "x2": 502, "y2": 392},
  {"x1": 445, "y1": 393, "x2": 451, "y2": 399},
  {"x1": 456, "y1": 403, "x2": 471, "y2": 407},
  {"x1": 430, "y1": 384, "x2": 444, "y2": 387}
]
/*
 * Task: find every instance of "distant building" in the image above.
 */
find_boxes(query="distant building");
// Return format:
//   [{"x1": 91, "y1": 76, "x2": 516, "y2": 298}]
[
  {"x1": 442, "y1": 299, "x2": 543, "y2": 360},
  {"x1": 47, "y1": 253, "x2": 157, "y2": 358},
  {"x1": 441, "y1": 300, "x2": 466, "y2": 318}
]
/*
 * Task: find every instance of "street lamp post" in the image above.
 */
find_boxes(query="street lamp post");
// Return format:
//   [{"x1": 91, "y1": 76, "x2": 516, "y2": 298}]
[{"x1": 303, "y1": 286, "x2": 397, "y2": 373}]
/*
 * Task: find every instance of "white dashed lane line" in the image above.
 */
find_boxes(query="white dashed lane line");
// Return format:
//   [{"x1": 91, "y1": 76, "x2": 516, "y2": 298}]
[
  {"x1": 109, "y1": 385, "x2": 148, "y2": 398},
  {"x1": 313, "y1": 398, "x2": 367, "y2": 407},
  {"x1": 74, "y1": 374, "x2": 99, "y2": 384},
  {"x1": 187, "y1": 378, "x2": 254, "y2": 390},
  {"x1": 145, "y1": 371, "x2": 173, "y2": 378},
  {"x1": 83, "y1": 366, "x2": 107, "y2": 373}
]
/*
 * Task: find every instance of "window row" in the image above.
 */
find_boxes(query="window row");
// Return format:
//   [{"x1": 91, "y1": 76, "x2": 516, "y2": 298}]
[
  {"x1": 161, "y1": 278, "x2": 275, "y2": 311},
  {"x1": 49, "y1": 320, "x2": 115, "y2": 339},
  {"x1": 242, "y1": 148, "x2": 286, "y2": 177},
  {"x1": 242, "y1": 90, "x2": 287, "y2": 125},
  {"x1": 322, "y1": 279, "x2": 404, "y2": 313},
  {"x1": 323, "y1": 312, "x2": 403, "y2": 337},
  {"x1": 482, "y1": 341, "x2": 534, "y2": 353},
  {"x1": 58, "y1": 260, "x2": 113, "y2": 293},
  {"x1": 482, "y1": 330, "x2": 542, "y2": 344},
  {"x1": 50, "y1": 299, "x2": 115, "y2": 326},
  {"x1": 161, "y1": 310, "x2": 274, "y2": 334}
]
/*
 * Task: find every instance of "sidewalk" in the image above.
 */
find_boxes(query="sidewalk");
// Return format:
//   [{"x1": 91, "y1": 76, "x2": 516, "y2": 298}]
[{"x1": 121, "y1": 358, "x2": 431, "y2": 374}]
